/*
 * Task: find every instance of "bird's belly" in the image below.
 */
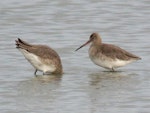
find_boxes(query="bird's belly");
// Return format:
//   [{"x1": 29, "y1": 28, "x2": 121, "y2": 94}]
[
  {"x1": 91, "y1": 57, "x2": 134, "y2": 69},
  {"x1": 19, "y1": 49, "x2": 56, "y2": 73}
]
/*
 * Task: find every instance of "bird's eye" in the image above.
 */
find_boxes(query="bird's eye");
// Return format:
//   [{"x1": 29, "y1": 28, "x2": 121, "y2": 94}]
[
  {"x1": 90, "y1": 37, "x2": 93, "y2": 40},
  {"x1": 90, "y1": 33, "x2": 97, "y2": 40},
  {"x1": 90, "y1": 35, "x2": 95, "y2": 40}
]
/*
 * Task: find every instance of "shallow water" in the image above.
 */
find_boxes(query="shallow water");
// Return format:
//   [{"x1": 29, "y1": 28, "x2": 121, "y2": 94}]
[{"x1": 0, "y1": 0, "x2": 150, "y2": 113}]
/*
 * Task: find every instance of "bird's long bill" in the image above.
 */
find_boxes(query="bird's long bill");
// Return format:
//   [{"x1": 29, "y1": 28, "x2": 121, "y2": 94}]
[{"x1": 75, "y1": 39, "x2": 92, "y2": 51}]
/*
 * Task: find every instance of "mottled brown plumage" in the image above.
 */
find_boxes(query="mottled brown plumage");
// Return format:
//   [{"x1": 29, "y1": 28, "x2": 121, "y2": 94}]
[
  {"x1": 76, "y1": 33, "x2": 141, "y2": 71},
  {"x1": 16, "y1": 38, "x2": 63, "y2": 75},
  {"x1": 92, "y1": 43, "x2": 141, "y2": 61}
]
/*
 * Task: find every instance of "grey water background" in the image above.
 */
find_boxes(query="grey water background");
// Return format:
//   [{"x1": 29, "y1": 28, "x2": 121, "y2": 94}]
[{"x1": 0, "y1": 0, "x2": 150, "y2": 113}]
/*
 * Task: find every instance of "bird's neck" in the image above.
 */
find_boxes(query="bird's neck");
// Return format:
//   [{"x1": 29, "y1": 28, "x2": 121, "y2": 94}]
[
  {"x1": 92, "y1": 39, "x2": 102, "y2": 48},
  {"x1": 91, "y1": 41, "x2": 102, "y2": 48}
]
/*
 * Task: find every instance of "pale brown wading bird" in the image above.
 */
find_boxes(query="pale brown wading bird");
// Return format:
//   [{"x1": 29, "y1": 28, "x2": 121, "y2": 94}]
[
  {"x1": 15, "y1": 38, "x2": 63, "y2": 75},
  {"x1": 75, "y1": 33, "x2": 141, "y2": 72}
]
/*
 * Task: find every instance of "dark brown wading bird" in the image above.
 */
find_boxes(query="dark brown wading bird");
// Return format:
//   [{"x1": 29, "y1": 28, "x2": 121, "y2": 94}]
[
  {"x1": 75, "y1": 33, "x2": 141, "y2": 72},
  {"x1": 15, "y1": 38, "x2": 63, "y2": 75}
]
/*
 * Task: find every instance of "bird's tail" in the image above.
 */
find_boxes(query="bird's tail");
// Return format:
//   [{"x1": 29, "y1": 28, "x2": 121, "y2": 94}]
[{"x1": 15, "y1": 38, "x2": 32, "y2": 50}]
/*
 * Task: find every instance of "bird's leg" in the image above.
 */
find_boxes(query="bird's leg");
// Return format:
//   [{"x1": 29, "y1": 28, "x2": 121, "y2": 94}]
[
  {"x1": 34, "y1": 69, "x2": 38, "y2": 76},
  {"x1": 43, "y1": 72, "x2": 47, "y2": 75},
  {"x1": 43, "y1": 71, "x2": 51, "y2": 75},
  {"x1": 112, "y1": 68, "x2": 115, "y2": 72}
]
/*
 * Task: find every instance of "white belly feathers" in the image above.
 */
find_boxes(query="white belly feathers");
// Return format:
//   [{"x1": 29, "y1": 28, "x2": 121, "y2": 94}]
[{"x1": 19, "y1": 49, "x2": 56, "y2": 73}]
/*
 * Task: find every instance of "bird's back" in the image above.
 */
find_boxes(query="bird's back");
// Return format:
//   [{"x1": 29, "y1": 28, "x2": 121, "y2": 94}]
[{"x1": 95, "y1": 43, "x2": 141, "y2": 61}]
